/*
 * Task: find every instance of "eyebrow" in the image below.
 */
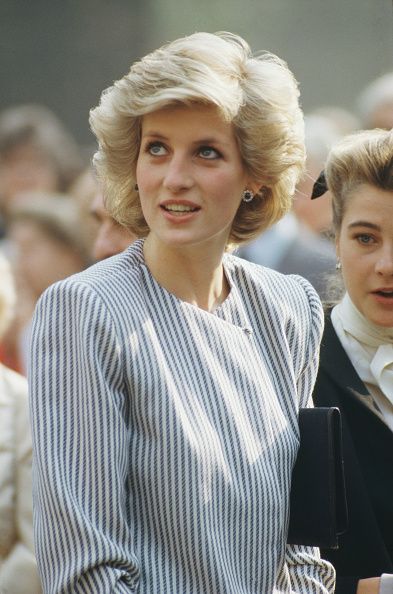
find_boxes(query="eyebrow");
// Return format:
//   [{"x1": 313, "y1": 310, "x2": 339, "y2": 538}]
[
  {"x1": 347, "y1": 221, "x2": 381, "y2": 231},
  {"x1": 141, "y1": 132, "x2": 167, "y2": 139},
  {"x1": 142, "y1": 131, "x2": 225, "y2": 146}
]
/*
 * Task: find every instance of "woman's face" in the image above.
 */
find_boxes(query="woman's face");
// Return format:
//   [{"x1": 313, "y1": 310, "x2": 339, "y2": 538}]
[
  {"x1": 90, "y1": 190, "x2": 135, "y2": 260},
  {"x1": 0, "y1": 143, "x2": 58, "y2": 213},
  {"x1": 136, "y1": 104, "x2": 255, "y2": 255},
  {"x1": 336, "y1": 183, "x2": 393, "y2": 327},
  {"x1": 9, "y1": 219, "x2": 86, "y2": 298}
]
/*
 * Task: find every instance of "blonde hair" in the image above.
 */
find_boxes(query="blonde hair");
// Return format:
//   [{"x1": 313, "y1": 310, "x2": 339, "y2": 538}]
[
  {"x1": 90, "y1": 31, "x2": 305, "y2": 247},
  {"x1": 325, "y1": 128, "x2": 393, "y2": 232},
  {"x1": 0, "y1": 253, "x2": 16, "y2": 339}
]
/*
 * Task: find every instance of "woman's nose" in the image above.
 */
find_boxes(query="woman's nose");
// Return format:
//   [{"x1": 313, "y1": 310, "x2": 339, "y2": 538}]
[
  {"x1": 162, "y1": 155, "x2": 193, "y2": 192},
  {"x1": 375, "y1": 245, "x2": 393, "y2": 276}
]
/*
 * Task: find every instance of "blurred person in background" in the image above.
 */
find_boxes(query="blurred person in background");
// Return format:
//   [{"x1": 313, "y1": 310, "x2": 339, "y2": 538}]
[
  {"x1": 238, "y1": 112, "x2": 344, "y2": 298},
  {"x1": 357, "y1": 72, "x2": 393, "y2": 131},
  {"x1": 0, "y1": 103, "x2": 84, "y2": 241},
  {"x1": 90, "y1": 188, "x2": 137, "y2": 260},
  {"x1": 292, "y1": 112, "x2": 353, "y2": 235},
  {"x1": 237, "y1": 207, "x2": 335, "y2": 298},
  {"x1": 0, "y1": 252, "x2": 41, "y2": 594},
  {"x1": 312, "y1": 129, "x2": 393, "y2": 594},
  {"x1": 5, "y1": 193, "x2": 92, "y2": 374},
  {"x1": 312, "y1": 106, "x2": 360, "y2": 137},
  {"x1": 71, "y1": 166, "x2": 136, "y2": 260},
  {"x1": 69, "y1": 165, "x2": 105, "y2": 257}
]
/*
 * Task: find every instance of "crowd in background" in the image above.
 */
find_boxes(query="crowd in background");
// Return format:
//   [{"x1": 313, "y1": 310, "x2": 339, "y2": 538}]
[
  {"x1": 0, "y1": 71, "x2": 392, "y2": 378},
  {"x1": 0, "y1": 68, "x2": 392, "y2": 593}
]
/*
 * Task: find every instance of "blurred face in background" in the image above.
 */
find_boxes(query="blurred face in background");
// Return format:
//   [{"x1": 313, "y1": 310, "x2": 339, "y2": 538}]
[
  {"x1": 9, "y1": 219, "x2": 86, "y2": 298},
  {"x1": 367, "y1": 100, "x2": 393, "y2": 130},
  {"x1": 293, "y1": 157, "x2": 333, "y2": 235},
  {"x1": 336, "y1": 183, "x2": 393, "y2": 327},
  {"x1": 90, "y1": 190, "x2": 135, "y2": 260},
  {"x1": 0, "y1": 143, "x2": 58, "y2": 215}
]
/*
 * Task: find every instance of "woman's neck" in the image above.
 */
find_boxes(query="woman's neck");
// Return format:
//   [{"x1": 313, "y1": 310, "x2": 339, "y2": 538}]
[
  {"x1": 335, "y1": 293, "x2": 393, "y2": 345},
  {"x1": 143, "y1": 235, "x2": 230, "y2": 311}
]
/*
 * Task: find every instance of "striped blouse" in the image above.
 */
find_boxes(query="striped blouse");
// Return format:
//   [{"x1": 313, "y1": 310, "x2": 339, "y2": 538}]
[{"x1": 30, "y1": 239, "x2": 335, "y2": 593}]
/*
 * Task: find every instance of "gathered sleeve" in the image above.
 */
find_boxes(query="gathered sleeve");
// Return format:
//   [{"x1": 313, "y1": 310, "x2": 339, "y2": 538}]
[
  {"x1": 294, "y1": 275, "x2": 325, "y2": 409},
  {"x1": 29, "y1": 280, "x2": 139, "y2": 593},
  {"x1": 285, "y1": 276, "x2": 336, "y2": 593}
]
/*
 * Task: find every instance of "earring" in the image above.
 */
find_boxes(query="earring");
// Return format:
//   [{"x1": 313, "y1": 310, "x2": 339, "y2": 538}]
[
  {"x1": 336, "y1": 259, "x2": 341, "y2": 270},
  {"x1": 242, "y1": 189, "x2": 254, "y2": 203},
  {"x1": 134, "y1": 183, "x2": 139, "y2": 191}
]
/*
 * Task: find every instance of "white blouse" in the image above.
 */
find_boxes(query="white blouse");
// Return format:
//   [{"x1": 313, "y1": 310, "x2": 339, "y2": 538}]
[{"x1": 331, "y1": 293, "x2": 393, "y2": 432}]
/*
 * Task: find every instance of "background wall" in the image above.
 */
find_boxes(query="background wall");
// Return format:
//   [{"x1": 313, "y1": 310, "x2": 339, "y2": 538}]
[{"x1": 1, "y1": 0, "x2": 392, "y2": 148}]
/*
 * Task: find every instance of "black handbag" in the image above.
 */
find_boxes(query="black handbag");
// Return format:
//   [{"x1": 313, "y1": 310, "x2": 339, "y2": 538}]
[{"x1": 287, "y1": 407, "x2": 348, "y2": 549}]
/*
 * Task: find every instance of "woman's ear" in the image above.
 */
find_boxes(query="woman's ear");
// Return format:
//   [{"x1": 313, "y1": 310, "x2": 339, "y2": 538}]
[{"x1": 247, "y1": 180, "x2": 266, "y2": 196}]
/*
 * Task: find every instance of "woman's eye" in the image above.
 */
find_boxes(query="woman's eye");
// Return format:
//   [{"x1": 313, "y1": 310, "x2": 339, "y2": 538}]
[
  {"x1": 356, "y1": 234, "x2": 374, "y2": 245},
  {"x1": 147, "y1": 142, "x2": 167, "y2": 156},
  {"x1": 198, "y1": 146, "x2": 220, "y2": 159}
]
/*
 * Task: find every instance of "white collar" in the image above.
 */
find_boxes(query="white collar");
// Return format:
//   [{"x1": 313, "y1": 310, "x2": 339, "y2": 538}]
[
  {"x1": 334, "y1": 293, "x2": 393, "y2": 347},
  {"x1": 331, "y1": 293, "x2": 393, "y2": 409}
]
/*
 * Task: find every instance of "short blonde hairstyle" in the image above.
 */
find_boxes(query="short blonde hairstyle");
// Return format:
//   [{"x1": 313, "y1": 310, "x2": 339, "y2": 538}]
[
  {"x1": 90, "y1": 31, "x2": 305, "y2": 247},
  {"x1": 325, "y1": 128, "x2": 393, "y2": 231}
]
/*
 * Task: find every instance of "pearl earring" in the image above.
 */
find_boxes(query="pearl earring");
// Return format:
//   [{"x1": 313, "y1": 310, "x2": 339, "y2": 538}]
[{"x1": 242, "y1": 189, "x2": 254, "y2": 203}]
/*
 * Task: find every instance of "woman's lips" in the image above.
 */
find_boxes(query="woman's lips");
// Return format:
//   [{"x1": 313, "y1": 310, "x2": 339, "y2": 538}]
[
  {"x1": 160, "y1": 200, "x2": 201, "y2": 219},
  {"x1": 371, "y1": 289, "x2": 393, "y2": 304},
  {"x1": 161, "y1": 204, "x2": 199, "y2": 213},
  {"x1": 373, "y1": 288, "x2": 393, "y2": 296}
]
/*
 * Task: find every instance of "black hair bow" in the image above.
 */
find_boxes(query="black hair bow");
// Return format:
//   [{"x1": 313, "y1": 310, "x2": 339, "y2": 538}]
[{"x1": 311, "y1": 170, "x2": 328, "y2": 199}]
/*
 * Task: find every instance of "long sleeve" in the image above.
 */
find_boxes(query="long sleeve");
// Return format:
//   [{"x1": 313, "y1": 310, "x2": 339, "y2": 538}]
[
  {"x1": 284, "y1": 277, "x2": 336, "y2": 593},
  {"x1": 29, "y1": 280, "x2": 139, "y2": 593},
  {"x1": 284, "y1": 546, "x2": 336, "y2": 593},
  {"x1": 28, "y1": 243, "x2": 337, "y2": 593}
]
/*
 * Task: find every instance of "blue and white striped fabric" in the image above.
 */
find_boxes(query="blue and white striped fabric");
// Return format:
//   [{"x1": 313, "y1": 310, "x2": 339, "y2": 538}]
[{"x1": 29, "y1": 239, "x2": 335, "y2": 593}]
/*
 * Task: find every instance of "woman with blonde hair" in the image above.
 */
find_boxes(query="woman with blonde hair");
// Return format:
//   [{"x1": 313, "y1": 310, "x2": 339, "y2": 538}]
[
  {"x1": 30, "y1": 31, "x2": 335, "y2": 593},
  {"x1": 312, "y1": 128, "x2": 393, "y2": 594}
]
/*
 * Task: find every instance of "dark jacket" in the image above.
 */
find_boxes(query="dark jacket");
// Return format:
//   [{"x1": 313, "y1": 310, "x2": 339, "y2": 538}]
[{"x1": 313, "y1": 313, "x2": 393, "y2": 594}]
